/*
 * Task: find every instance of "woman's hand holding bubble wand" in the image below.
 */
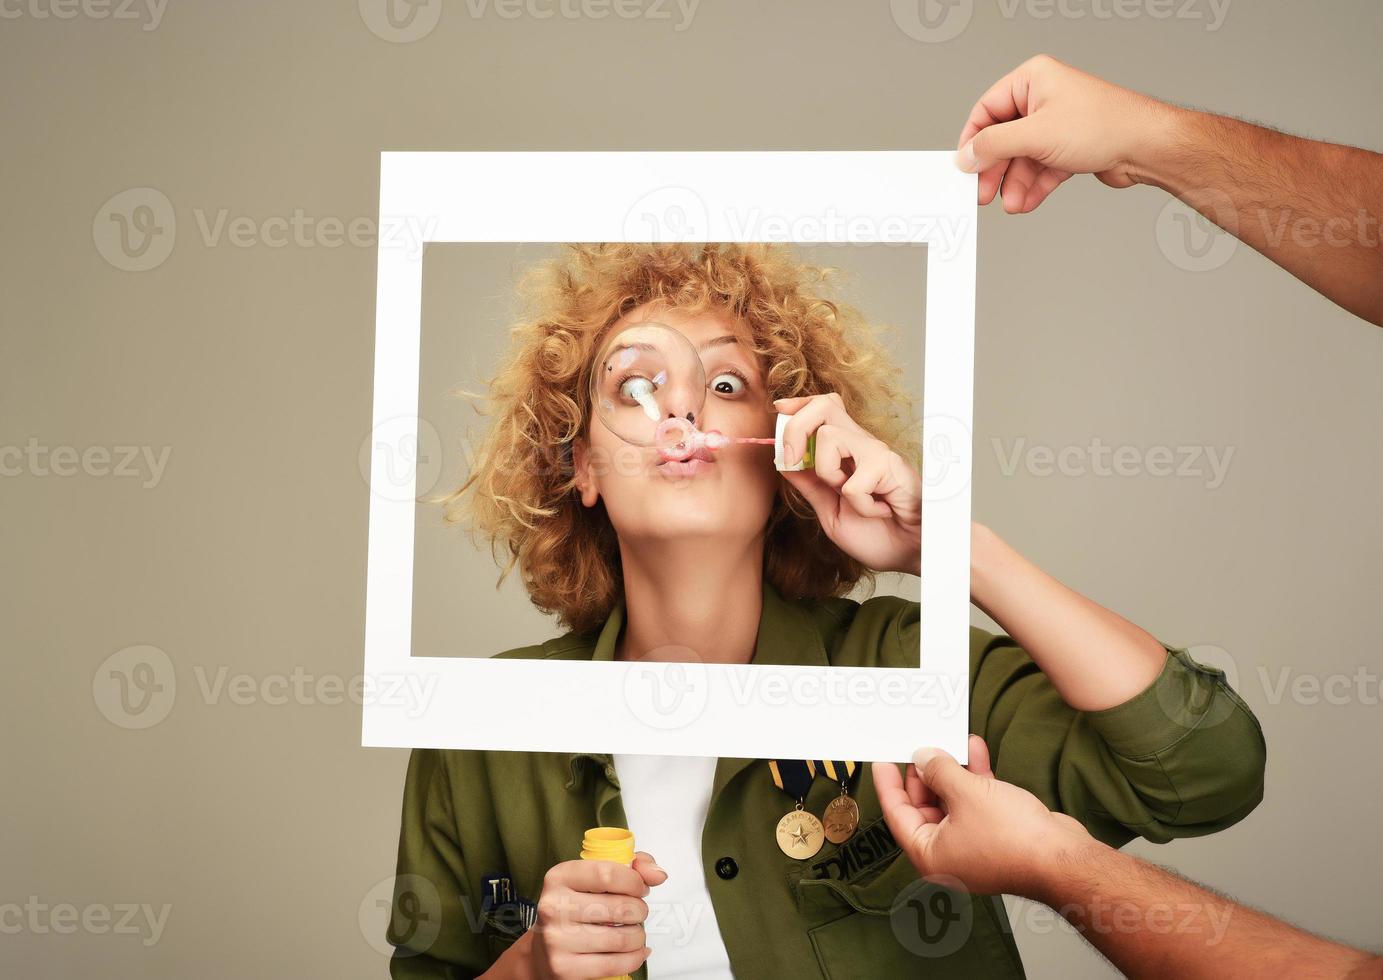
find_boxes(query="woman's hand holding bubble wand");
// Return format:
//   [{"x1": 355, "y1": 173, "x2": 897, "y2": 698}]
[{"x1": 774, "y1": 392, "x2": 922, "y2": 577}]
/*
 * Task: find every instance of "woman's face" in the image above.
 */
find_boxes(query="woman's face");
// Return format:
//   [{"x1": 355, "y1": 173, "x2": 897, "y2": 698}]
[{"x1": 576, "y1": 304, "x2": 779, "y2": 545}]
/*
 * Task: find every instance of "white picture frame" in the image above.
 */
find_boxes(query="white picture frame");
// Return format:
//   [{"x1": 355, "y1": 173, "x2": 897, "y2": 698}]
[{"x1": 363, "y1": 151, "x2": 976, "y2": 762}]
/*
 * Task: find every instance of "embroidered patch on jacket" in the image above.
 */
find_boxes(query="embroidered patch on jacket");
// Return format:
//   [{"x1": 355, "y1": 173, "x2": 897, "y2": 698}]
[
  {"x1": 480, "y1": 872, "x2": 537, "y2": 936},
  {"x1": 807, "y1": 818, "x2": 900, "y2": 881}
]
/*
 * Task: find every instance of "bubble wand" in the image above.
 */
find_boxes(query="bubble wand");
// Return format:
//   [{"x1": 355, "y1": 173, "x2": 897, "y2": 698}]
[{"x1": 655, "y1": 416, "x2": 815, "y2": 471}]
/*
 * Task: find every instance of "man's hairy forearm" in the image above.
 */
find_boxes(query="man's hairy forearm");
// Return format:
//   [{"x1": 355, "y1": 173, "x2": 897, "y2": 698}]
[
  {"x1": 1032, "y1": 841, "x2": 1379, "y2": 980},
  {"x1": 1137, "y1": 106, "x2": 1383, "y2": 326}
]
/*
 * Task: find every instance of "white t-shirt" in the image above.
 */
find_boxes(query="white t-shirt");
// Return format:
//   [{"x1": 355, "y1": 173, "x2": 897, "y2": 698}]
[{"x1": 612, "y1": 754, "x2": 735, "y2": 979}]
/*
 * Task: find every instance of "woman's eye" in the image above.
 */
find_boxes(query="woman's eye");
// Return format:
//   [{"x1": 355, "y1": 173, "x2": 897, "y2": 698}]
[
  {"x1": 619, "y1": 376, "x2": 655, "y2": 401},
  {"x1": 709, "y1": 373, "x2": 745, "y2": 396}
]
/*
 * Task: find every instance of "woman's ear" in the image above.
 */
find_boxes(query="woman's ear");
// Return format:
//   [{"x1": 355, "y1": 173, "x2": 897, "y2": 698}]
[{"x1": 572, "y1": 437, "x2": 600, "y2": 508}]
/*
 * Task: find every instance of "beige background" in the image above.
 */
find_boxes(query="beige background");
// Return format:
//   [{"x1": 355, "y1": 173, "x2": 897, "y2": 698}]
[{"x1": 3, "y1": 1, "x2": 1382, "y2": 977}]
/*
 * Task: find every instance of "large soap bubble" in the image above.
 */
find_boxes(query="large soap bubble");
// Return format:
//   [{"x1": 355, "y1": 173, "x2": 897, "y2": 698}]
[
  {"x1": 590, "y1": 320, "x2": 782, "y2": 462},
  {"x1": 590, "y1": 322, "x2": 708, "y2": 454}
]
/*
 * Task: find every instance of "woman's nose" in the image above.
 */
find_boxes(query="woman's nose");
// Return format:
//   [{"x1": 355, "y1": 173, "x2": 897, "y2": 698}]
[{"x1": 660, "y1": 379, "x2": 701, "y2": 426}]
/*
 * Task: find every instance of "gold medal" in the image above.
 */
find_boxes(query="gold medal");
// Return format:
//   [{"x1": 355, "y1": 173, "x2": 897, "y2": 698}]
[
  {"x1": 822, "y1": 793, "x2": 860, "y2": 844},
  {"x1": 768, "y1": 760, "x2": 825, "y2": 860},
  {"x1": 776, "y1": 806, "x2": 825, "y2": 860}
]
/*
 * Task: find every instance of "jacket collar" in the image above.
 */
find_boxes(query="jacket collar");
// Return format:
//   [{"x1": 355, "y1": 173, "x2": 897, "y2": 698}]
[{"x1": 566, "y1": 581, "x2": 830, "y2": 791}]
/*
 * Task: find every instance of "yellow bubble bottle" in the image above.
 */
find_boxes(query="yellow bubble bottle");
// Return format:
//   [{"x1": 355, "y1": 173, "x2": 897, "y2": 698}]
[{"x1": 580, "y1": 827, "x2": 637, "y2": 980}]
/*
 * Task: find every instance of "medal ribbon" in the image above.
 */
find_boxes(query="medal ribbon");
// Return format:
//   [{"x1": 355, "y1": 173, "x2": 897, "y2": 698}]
[
  {"x1": 819, "y1": 760, "x2": 857, "y2": 786},
  {"x1": 767, "y1": 760, "x2": 817, "y2": 801}
]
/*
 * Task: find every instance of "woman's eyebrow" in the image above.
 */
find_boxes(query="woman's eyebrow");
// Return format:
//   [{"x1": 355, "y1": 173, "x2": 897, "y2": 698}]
[{"x1": 696, "y1": 335, "x2": 740, "y2": 352}]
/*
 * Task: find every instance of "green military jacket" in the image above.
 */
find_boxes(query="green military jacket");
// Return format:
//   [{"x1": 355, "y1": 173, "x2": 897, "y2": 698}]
[{"x1": 388, "y1": 585, "x2": 1266, "y2": 979}]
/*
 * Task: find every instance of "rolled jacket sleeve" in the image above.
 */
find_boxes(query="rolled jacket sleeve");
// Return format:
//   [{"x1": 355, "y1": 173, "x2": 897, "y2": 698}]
[
  {"x1": 970, "y1": 629, "x2": 1267, "y2": 847},
  {"x1": 389, "y1": 749, "x2": 489, "y2": 979}
]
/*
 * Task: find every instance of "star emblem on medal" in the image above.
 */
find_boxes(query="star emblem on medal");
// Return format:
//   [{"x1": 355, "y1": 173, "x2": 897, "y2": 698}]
[{"x1": 789, "y1": 821, "x2": 811, "y2": 847}]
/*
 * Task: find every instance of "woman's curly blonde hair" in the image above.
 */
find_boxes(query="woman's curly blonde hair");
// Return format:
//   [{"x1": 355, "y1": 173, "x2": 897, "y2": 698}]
[{"x1": 442, "y1": 243, "x2": 920, "y2": 635}]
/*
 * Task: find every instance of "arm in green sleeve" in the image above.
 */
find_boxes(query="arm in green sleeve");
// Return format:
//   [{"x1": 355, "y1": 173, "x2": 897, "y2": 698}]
[
  {"x1": 854, "y1": 595, "x2": 1265, "y2": 848},
  {"x1": 389, "y1": 749, "x2": 491, "y2": 979},
  {"x1": 970, "y1": 630, "x2": 1267, "y2": 847}
]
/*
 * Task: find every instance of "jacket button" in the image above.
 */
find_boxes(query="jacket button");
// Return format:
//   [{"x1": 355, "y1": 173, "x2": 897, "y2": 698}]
[{"x1": 715, "y1": 857, "x2": 738, "y2": 880}]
